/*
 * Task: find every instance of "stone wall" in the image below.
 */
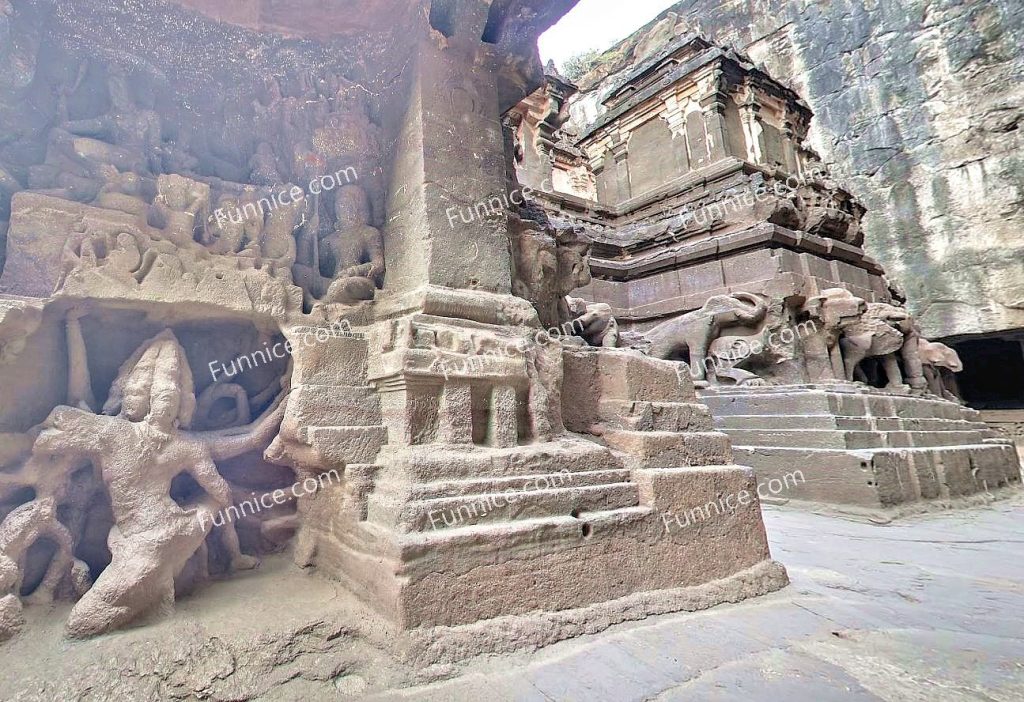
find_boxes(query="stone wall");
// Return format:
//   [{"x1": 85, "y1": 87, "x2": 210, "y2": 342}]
[{"x1": 567, "y1": 0, "x2": 1024, "y2": 340}]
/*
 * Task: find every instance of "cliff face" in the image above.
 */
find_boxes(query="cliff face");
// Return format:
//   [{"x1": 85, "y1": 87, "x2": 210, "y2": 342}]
[{"x1": 568, "y1": 0, "x2": 1024, "y2": 340}]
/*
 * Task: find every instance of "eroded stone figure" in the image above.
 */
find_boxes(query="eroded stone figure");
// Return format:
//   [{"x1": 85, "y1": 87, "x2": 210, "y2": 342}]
[
  {"x1": 151, "y1": 174, "x2": 210, "y2": 247},
  {"x1": 799, "y1": 288, "x2": 867, "y2": 382},
  {"x1": 35, "y1": 63, "x2": 161, "y2": 199},
  {"x1": 27, "y1": 313, "x2": 284, "y2": 637},
  {"x1": 645, "y1": 293, "x2": 769, "y2": 384},
  {"x1": 313, "y1": 82, "x2": 384, "y2": 222},
  {"x1": 840, "y1": 301, "x2": 912, "y2": 390},
  {"x1": 207, "y1": 194, "x2": 248, "y2": 254},
  {"x1": 565, "y1": 296, "x2": 619, "y2": 347},
  {"x1": 315, "y1": 185, "x2": 384, "y2": 305},
  {"x1": 919, "y1": 338, "x2": 964, "y2": 401},
  {"x1": 91, "y1": 164, "x2": 150, "y2": 217},
  {"x1": 259, "y1": 188, "x2": 304, "y2": 279},
  {"x1": 511, "y1": 212, "x2": 591, "y2": 330}
]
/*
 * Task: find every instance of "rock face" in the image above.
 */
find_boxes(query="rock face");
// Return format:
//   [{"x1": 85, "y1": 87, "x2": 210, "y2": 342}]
[
  {"x1": 514, "y1": 30, "x2": 1022, "y2": 510},
  {"x1": 0, "y1": 0, "x2": 789, "y2": 685},
  {"x1": 567, "y1": 0, "x2": 1024, "y2": 340}
]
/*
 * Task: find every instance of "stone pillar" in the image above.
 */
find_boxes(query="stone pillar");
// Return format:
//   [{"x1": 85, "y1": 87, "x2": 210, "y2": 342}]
[
  {"x1": 383, "y1": 9, "x2": 511, "y2": 303},
  {"x1": 487, "y1": 384, "x2": 518, "y2": 447},
  {"x1": 739, "y1": 95, "x2": 765, "y2": 165},
  {"x1": 438, "y1": 382, "x2": 474, "y2": 444},
  {"x1": 610, "y1": 138, "x2": 631, "y2": 202},
  {"x1": 781, "y1": 116, "x2": 800, "y2": 175},
  {"x1": 699, "y1": 68, "x2": 732, "y2": 163}
]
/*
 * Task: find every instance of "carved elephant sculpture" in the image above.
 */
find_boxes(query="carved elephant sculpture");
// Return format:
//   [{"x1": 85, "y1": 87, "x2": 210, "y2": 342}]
[
  {"x1": 565, "y1": 296, "x2": 619, "y2": 348},
  {"x1": 799, "y1": 288, "x2": 866, "y2": 382},
  {"x1": 918, "y1": 338, "x2": 963, "y2": 401},
  {"x1": 839, "y1": 302, "x2": 911, "y2": 389},
  {"x1": 645, "y1": 292, "x2": 768, "y2": 384}
]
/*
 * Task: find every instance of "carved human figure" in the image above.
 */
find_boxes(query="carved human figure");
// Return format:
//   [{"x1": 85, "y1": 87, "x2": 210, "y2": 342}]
[
  {"x1": 151, "y1": 174, "x2": 210, "y2": 247},
  {"x1": 316, "y1": 185, "x2": 384, "y2": 304},
  {"x1": 54, "y1": 230, "x2": 143, "y2": 294},
  {"x1": 645, "y1": 293, "x2": 769, "y2": 384},
  {"x1": 55, "y1": 63, "x2": 162, "y2": 175},
  {"x1": 259, "y1": 189, "x2": 304, "y2": 279},
  {"x1": 207, "y1": 195, "x2": 247, "y2": 254},
  {"x1": 249, "y1": 142, "x2": 283, "y2": 187},
  {"x1": 30, "y1": 315, "x2": 283, "y2": 637},
  {"x1": 316, "y1": 83, "x2": 384, "y2": 221},
  {"x1": 90, "y1": 164, "x2": 150, "y2": 217}
]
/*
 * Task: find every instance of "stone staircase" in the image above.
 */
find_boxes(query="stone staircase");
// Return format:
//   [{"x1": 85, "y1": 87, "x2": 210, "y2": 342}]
[
  {"x1": 363, "y1": 438, "x2": 641, "y2": 534},
  {"x1": 700, "y1": 383, "x2": 1023, "y2": 509},
  {"x1": 271, "y1": 324, "x2": 389, "y2": 542}
]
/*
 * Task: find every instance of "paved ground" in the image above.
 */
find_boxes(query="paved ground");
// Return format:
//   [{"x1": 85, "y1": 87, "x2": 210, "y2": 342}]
[{"x1": 369, "y1": 497, "x2": 1024, "y2": 701}]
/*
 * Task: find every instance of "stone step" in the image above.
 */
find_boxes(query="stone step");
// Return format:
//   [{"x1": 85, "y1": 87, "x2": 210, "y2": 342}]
[
  {"x1": 398, "y1": 506, "x2": 652, "y2": 552},
  {"x1": 408, "y1": 468, "x2": 633, "y2": 500},
  {"x1": 602, "y1": 430, "x2": 734, "y2": 467},
  {"x1": 724, "y1": 427, "x2": 992, "y2": 451},
  {"x1": 397, "y1": 482, "x2": 642, "y2": 532},
  {"x1": 703, "y1": 388, "x2": 979, "y2": 423},
  {"x1": 724, "y1": 428, "x2": 869, "y2": 449},
  {"x1": 730, "y1": 443, "x2": 1022, "y2": 508},
  {"x1": 882, "y1": 430, "x2": 994, "y2": 449},
  {"x1": 835, "y1": 416, "x2": 990, "y2": 432},
  {"x1": 597, "y1": 400, "x2": 715, "y2": 432},
  {"x1": 715, "y1": 414, "x2": 841, "y2": 430},
  {"x1": 375, "y1": 439, "x2": 623, "y2": 482},
  {"x1": 714, "y1": 412, "x2": 991, "y2": 434}
]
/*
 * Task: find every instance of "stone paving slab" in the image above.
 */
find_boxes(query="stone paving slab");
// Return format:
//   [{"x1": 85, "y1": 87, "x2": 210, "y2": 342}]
[{"x1": 368, "y1": 496, "x2": 1024, "y2": 701}]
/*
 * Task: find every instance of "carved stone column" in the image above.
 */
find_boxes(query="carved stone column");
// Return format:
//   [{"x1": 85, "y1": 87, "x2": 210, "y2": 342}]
[{"x1": 699, "y1": 68, "x2": 732, "y2": 163}]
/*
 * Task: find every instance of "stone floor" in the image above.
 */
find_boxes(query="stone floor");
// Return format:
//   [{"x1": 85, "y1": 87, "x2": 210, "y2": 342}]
[{"x1": 370, "y1": 496, "x2": 1024, "y2": 701}]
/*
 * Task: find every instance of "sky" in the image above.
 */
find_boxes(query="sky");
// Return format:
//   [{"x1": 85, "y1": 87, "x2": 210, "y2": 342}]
[{"x1": 538, "y1": 0, "x2": 680, "y2": 70}]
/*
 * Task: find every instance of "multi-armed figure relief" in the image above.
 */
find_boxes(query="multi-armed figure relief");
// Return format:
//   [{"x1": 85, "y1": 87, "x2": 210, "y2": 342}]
[
  {"x1": 0, "y1": 24, "x2": 403, "y2": 645},
  {"x1": 1, "y1": 312, "x2": 286, "y2": 639}
]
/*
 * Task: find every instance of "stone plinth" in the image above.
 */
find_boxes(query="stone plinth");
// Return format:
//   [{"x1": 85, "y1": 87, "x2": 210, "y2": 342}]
[
  {"x1": 701, "y1": 384, "x2": 1023, "y2": 509},
  {"x1": 280, "y1": 310, "x2": 787, "y2": 633}
]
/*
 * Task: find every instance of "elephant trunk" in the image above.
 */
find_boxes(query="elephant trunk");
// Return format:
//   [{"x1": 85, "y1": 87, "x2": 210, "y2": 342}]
[{"x1": 731, "y1": 292, "x2": 768, "y2": 324}]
